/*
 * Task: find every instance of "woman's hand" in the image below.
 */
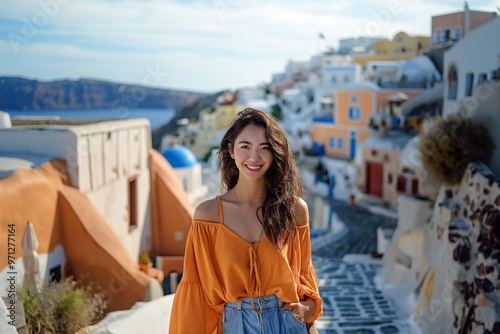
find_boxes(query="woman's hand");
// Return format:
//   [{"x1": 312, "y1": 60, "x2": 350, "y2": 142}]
[{"x1": 282, "y1": 297, "x2": 316, "y2": 323}]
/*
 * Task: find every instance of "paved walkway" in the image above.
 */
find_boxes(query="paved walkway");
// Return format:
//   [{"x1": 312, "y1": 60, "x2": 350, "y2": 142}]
[{"x1": 311, "y1": 199, "x2": 419, "y2": 334}]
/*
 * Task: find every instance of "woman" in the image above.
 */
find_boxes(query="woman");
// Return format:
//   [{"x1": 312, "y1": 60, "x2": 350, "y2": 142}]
[{"x1": 169, "y1": 108, "x2": 322, "y2": 333}]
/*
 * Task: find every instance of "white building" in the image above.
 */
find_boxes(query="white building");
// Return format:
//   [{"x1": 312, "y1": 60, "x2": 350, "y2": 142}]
[
  {"x1": 0, "y1": 118, "x2": 152, "y2": 261},
  {"x1": 161, "y1": 145, "x2": 208, "y2": 205},
  {"x1": 314, "y1": 63, "x2": 362, "y2": 117},
  {"x1": 364, "y1": 56, "x2": 440, "y2": 89},
  {"x1": 235, "y1": 88, "x2": 271, "y2": 112},
  {"x1": 338, "y1": 36, "x2": 387, "y2": 55},
  {"x1": 442, "y1": 18, "x2": 500, "y2": 115}
]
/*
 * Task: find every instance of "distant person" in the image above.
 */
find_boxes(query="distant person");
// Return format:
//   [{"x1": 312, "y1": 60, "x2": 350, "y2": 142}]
[
  {"x1": 314, "y1": 160, "x2": 325, "y2": 185},
  {"x1": 169, "y1": 108, "x2": 322, "y2": 333},
  {"x1": 328, "y1": 174, "x2": 336, "y2": 199}
]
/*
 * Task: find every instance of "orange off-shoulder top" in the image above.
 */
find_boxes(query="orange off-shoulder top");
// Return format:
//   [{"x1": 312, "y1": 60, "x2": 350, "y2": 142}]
[{"x1": 169, "y1": 196, "x2": 323, "y2": 333}]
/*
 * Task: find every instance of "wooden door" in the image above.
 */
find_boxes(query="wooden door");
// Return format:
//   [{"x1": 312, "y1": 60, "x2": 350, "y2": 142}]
[{"x1": 366, "y1": 162, "x2": 383, "y2": 198}]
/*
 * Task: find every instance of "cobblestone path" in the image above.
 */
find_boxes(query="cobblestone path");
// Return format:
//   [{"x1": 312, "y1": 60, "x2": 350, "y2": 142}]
[{"x1": 311, "y1": 199, "x2": 418, "y2": 334}]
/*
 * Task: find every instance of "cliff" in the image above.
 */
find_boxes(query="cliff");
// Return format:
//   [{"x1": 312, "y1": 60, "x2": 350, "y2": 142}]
[
  {"x1": 151, "y1": 90, "x2": 225, "y2": 149},
  {"x1": 0, "y1": 76, "x2": 206, "y2": 111}
]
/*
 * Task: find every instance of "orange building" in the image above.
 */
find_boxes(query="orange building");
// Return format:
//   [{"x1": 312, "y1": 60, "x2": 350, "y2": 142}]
[
  {"x1": 311, "y1": 84, "x2": 422, "y2": 159},
  {"x1": 0, "y1": 118, "x2": 194, "y2": 316}
]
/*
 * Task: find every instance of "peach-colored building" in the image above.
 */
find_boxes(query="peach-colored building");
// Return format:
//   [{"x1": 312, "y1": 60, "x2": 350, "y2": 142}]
[
  {"x1": 430, "y1": 3, "x2": 497, "y2": 47},
  {"x1": 311, "y1": 84, "x2": 422, "y2": 160},
  {"x1": 0, "y1": 117, "x2": 194, "y2": 314}
]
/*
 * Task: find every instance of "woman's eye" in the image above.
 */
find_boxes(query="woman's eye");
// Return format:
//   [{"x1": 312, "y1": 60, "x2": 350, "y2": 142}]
[{"x1": 261, "y1": 146, "x2": 270, "y2": 150}]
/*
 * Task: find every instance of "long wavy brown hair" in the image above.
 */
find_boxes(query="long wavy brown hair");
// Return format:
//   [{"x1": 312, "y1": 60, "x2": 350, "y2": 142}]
[{"x1": 218, "y1": 108, "x2": 303, "y2": 248}]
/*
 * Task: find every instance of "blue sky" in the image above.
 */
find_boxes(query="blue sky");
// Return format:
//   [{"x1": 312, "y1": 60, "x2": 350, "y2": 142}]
[{"x1": 0, "y1": 0, "x2": 497, "y2": 93}]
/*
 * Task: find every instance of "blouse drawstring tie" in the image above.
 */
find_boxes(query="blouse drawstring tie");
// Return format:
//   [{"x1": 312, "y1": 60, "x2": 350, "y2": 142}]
[{"x1": 248, "y1": 244, "x2": 262, "y2": 318}]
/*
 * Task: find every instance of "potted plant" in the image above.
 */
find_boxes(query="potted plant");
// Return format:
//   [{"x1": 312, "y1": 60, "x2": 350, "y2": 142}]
[
  {"x1": 344, "y1": 174, "x2": 356, "y2": 205},
  {"x1": 139, "y1": 250, "x2": 153, "y2": 273}
]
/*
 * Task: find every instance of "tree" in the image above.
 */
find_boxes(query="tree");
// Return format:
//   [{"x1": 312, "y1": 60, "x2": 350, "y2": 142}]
[{"x1": 271, "y1": 104, "x2": 283, "y2": 121}]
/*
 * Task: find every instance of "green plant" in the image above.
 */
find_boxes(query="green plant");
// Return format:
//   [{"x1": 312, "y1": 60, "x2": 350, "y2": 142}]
[
  {"x1": 139, "y1": 249, "x2": 152, "y2": 265},
  {"x1": 18, "y1": 277, "x2": 107, "y2": 334},
  {"x1": 271, "y1": 104, "x2": 283, "y2": 121}
]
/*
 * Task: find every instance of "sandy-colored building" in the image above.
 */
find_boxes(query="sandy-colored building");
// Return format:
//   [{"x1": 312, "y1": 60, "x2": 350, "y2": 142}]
[{"x1": 355, "y1": 132, "x2": 413, "y2": 206}]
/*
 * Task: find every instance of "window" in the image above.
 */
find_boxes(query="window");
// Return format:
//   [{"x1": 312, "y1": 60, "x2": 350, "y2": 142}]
[
  {"x1": 397, "y1": 176, "x2": 406, "y2": 192},
  {"x1": 447, "y1": 65, "x2": 458, "y2": 100},
  {"x1": 344, "y1": 75, "x2": 350, "y2": 83},
  {"x1": 329, "y1": 136, "x2": 335, "y2": 149},
  {"x1": 338, "y1": 137, "x2": 344, "y2": 149},
  {"x1": 445, "y1": 29, "x2": 451, "y2": 42},
  {"x1": 465, "y1": 73, "x2": 474, "y2": 97},
  {"x1": 331, "y1": 76, "x2": 337, "y2": 83},
  {"x1": 348, "y1": 106, "x2": 361, "y2": 120},
  {"x1": 454, "y1": 25, "x2": 462, "y2": 40},
  {"x1": 397, "y1": 175, "x2": 419, "y2": 195},
  {"x1": 438, "y1": 30, "x2": 444, "y2": 43},
  {"x1": 478, "y1": 73, "x2": 487, "y2": 84},
  {"x1": 49, "y1": 265, "x2": 62, "y2": 282},
  {"x1": 128, "y1": 177, "x2": 138, "y2": 230}
]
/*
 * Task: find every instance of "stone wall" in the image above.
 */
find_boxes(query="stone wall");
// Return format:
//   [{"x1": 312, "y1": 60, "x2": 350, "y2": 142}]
[{"x1": 383, "y1": 162, "x2": 500, "y2": 333}]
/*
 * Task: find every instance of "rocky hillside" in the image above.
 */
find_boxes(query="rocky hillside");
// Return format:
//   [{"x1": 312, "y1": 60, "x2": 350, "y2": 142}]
[
  {"x1": 151, "y1": 90, "x2": 225, "y2": 149},
  {"x1": 0, "y1": 76, "x2": 206, "y2": 111}
]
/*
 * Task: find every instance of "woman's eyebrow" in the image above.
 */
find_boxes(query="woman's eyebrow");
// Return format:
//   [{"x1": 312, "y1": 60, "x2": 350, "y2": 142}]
[{"x1": 237, "y1": 140, "x2": 269, "y2": 145}]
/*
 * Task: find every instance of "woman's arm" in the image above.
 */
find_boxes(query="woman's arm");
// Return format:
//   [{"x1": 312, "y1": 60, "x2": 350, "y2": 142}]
[{"x1": 293, "y1": 197, "x2": 323, "y2": 322}]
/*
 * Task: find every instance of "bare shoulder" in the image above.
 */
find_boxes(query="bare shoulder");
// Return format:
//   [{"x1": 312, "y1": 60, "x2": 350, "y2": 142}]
[
  {"x1": 294, "y1": 197, "x2": 309, "y2": 226},
  {"x1": 194, "y1": 197, "x2": 220, "y2": 223}
]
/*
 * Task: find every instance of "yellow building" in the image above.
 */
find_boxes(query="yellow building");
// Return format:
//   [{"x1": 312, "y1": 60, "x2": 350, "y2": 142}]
[
  {"x1": 192, "y1": 105, "x2": 243, "y2": 159},
  {"x1": 215, "y1": 104, "x2": 241, "y2": 129},
  {"x1": 355, "y1": 32, "x2": 430, "y2": 66}
]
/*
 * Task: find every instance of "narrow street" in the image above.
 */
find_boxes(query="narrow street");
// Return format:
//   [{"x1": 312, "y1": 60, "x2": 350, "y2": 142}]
[{"x1": 311, "y1": 199, "x2": 419, "y2": 334}]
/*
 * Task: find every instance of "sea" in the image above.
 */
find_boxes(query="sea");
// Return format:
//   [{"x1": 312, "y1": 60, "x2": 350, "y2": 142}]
[{"x1": 5, "y1": 108, "x2": 175, "y2": 130}]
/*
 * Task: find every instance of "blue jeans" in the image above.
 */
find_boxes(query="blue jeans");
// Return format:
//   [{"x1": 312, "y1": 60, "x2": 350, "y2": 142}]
[{"x1": 222, "y1": 295, "x2": 307, "y2": 333}]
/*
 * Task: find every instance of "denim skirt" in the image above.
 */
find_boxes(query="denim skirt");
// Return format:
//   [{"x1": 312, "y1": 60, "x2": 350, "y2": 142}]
[{"x1": 222, "y1": 295, "x2": 307, "y2": 334}]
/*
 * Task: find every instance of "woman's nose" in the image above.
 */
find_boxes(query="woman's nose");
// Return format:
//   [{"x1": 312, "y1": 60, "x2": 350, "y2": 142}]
[{"x1": 249, "y1": 149, "x2": 260, "y2": 160}]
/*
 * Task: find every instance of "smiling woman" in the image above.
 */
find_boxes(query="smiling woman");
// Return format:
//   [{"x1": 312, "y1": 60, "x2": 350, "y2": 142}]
[
  {"x1": 229, "y1": 123, "x2": 274, "y2": 186},
  {"x1": 169, "y1": 108, "x2": 322, "y2": 333}
]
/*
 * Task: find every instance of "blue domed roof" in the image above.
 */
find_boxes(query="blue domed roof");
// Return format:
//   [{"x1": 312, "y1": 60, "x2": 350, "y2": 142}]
[{"x1": 161, "y1": 145, "x2": 198, "y2": 168}]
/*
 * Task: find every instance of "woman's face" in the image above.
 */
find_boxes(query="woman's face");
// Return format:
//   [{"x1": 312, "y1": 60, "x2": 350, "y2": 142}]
[{"x1": 230, "y1": 124, "x2": 274, "y2": 182}]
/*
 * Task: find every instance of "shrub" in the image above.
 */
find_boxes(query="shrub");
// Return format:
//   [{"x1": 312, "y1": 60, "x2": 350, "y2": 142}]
[
  {"x1": 271, "y1": 104, "x2": 283, "y2": 121},
  {"x1": 419, "y1": 113, "x2": 495, "y2": 186},
  {"x1": 18, "y1": 277, "x2": 107, "y2": 334}
]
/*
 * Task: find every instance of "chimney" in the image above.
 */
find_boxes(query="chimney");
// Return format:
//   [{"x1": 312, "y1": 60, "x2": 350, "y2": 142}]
[
  {"x1": 0, "y1": 111, "x2": 12, "y2": 128},
  {"x1": 464, "y1": 2, "x2": 470, "y2": 36}
]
